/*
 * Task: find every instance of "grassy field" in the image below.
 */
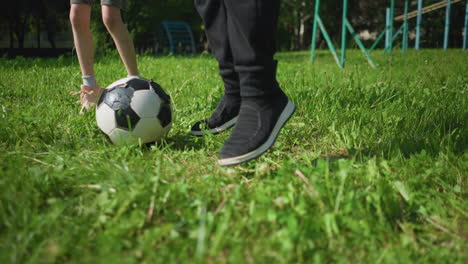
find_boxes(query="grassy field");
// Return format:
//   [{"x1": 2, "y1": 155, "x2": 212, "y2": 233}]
[{"x1": 0, "y1": 49, "x2": 467, "y2": 263}]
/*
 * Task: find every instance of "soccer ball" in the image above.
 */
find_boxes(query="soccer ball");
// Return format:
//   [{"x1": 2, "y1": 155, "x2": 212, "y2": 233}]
[{"x1": 96, "y1": 77, "x2": 172, "y2": 145}]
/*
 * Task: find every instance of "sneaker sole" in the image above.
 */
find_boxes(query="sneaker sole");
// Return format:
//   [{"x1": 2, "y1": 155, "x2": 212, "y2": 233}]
[
  {"x1": 189, "y1": 116, "x2": 238, "y2": 137},
  {"x1": 217, "y1": 100, "x2": 296, "y2": 166}
]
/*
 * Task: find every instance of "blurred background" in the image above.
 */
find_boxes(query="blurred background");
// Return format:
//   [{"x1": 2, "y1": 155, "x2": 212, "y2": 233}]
[{"x1": 0, "y1": 0, "x2": 466, "y2": 57}]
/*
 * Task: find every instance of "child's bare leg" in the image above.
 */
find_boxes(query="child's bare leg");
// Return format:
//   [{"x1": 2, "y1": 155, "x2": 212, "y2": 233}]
[
  {"x1": 70, "y1": 4, "x2": 95, "y2": 79},
  {"x1": 70, "y1": 3, "x2": 103, "y2": 113},
  {"x1": 101, "y1": 5, "x2": 139, "y2": 76}
]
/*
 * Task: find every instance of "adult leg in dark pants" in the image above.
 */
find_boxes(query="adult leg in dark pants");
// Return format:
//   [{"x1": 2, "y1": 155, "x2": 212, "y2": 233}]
[
  {"x1": 194, "y1": 0, "x2": 296, "y2": 166},
  {"x1": 190, "y1": 0, "x2": 241, "y2": 136}
]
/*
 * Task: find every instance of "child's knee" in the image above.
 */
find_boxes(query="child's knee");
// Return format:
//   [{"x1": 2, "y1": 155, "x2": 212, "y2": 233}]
[
  {"x1": 69, "y1": 5, "x2": 90, "y2": 28},
  {"x1": 102, "y1": 7, "x2": 122, "y2": 32}
]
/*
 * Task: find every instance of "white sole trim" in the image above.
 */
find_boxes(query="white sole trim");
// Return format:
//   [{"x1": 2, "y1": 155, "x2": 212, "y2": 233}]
[
  {"x1": 218, "y1": 100, "x2": 296, "y2": 166},
  {"x1": 189, "y1": 116, "x2": 238, "y2": 136}
]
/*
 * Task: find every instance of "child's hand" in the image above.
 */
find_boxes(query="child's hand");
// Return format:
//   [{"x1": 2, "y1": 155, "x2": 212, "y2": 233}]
[{"x1": 70, "y1": 85, "x2": 104, "y2": 114}]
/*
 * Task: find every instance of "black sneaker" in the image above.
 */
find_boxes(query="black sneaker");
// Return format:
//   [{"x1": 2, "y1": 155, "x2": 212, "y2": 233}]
[
  {"x1": 190, "y1": 95, "x2": 241, "y2": 136},
  {"x1": 218, "y1": 91, "x2": 296, "y2": 166}
]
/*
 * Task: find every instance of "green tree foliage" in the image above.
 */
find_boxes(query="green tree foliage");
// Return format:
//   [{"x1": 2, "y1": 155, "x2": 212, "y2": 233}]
[
  {"x1": 2, "y1": 0, "x2": 32, "y2": 48},
  {"x1": 87, "y1": 0, "x2": 201, "y2": 54},
  {"x1": 2, "y1": 0, "x2": 466, "y2": 53},
  {"x1": 125, "y1": 0, "x2": 202, "y2": 53},
  {"x1": 278, "y1": 0, "x2": 314, "y2": 51},
  {"x1": 1, "y1": 0, "x2": 68, "y2": 49}
]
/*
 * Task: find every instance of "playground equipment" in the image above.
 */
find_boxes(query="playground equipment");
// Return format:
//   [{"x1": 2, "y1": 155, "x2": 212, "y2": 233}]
[
  {"x1": 310, "y1": 0, "x2": 468, "y2": 68},
  {"x1": 310, "y1": 0, "x2": 376, "y2": 68},
  {"x1": 395, "y1": 0, "x2": 462, "y2": 20},
  {"x1": 391, "y1": 0, "x2": 465, "y2": 51},
  {"x1": 372, "y1": 0, "x2": 468, "y2": 52},
  {"x1": 156, "y1": 21, "x2": 196, "y2": 55}
]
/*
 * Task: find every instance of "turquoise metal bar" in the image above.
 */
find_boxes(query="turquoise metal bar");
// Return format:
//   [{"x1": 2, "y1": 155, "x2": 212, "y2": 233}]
[
  {"x1": 389, "y1": 0, "x2": 395, "y2": 55},
  {"x1": 341, "y1": 0, "x2": 348, "y2": 67},
  {"x1": 415, "y1": 0, "x2": 423, "y2": 50},
  {"x1": 310, "y1": 0, "x2": 376, "y2": 68},
  {"x1": 370, "y1": 31, "x2": 386, "y2": 52},
  {"x1": 393, "y1": 24, "x2": 404, "y2": 42},
  {"x1": 444, "y1": 0, "x2": 452, "y2": 50},
  {"x1": 403, "y1": 0, "x2": 409, "y2": 53},
  {"x1": 316, "y1": 16, "x2": 343, "y2": 67},
  {"x1": 345, "y1": 20, "x2": 376, "y2": 68},
  {"x1": 162, "y1": 23, "x2": 175, "y2": 54},
  {"x1": 310, "y1": 0, "x2": 320, "y2": 62},
  {"x1": 384, "y1": 24, "x2": 404, "y2": 52},
  {"x1": 385, "y1": 8, "x2": 391, "y2": 51},
  {"x1": 464, "y1": 0, "x2": 468, "y2": 50}
]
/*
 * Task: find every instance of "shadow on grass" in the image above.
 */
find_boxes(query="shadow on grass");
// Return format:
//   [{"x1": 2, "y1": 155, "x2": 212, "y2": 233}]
[{"x1": 161, "y1": 132, "x2": 207, "y2": 152}]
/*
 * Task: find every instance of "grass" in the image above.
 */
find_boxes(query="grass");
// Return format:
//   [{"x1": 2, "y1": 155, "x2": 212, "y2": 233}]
[{"x1": 0, "y1": 49, "x2": 467, "y2": 263}]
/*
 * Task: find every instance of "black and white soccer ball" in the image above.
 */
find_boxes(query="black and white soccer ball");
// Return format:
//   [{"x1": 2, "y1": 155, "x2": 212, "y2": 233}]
[{"x1": 96, "y1": 77, "x2": 172, "y2": 145}]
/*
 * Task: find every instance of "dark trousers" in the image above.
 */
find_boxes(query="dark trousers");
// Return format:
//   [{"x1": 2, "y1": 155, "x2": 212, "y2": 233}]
[{"x1": 195, "y1": 0, "x2": 281, "y2": 97}]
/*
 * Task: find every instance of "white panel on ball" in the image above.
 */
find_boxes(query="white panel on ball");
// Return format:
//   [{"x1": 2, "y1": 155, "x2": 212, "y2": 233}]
[
  {"x1": 131, "y1": 90, "x2": 161, "y2": 118},
  {"x1": 96, "y1": 104, "x2": 117, "y2": 135},
  {"x1": 132, "y1": 118, "x2": 164, "y2": 143},
  {"x1": 109, "y1": 128, "x2": 137, "y2": 145}
]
